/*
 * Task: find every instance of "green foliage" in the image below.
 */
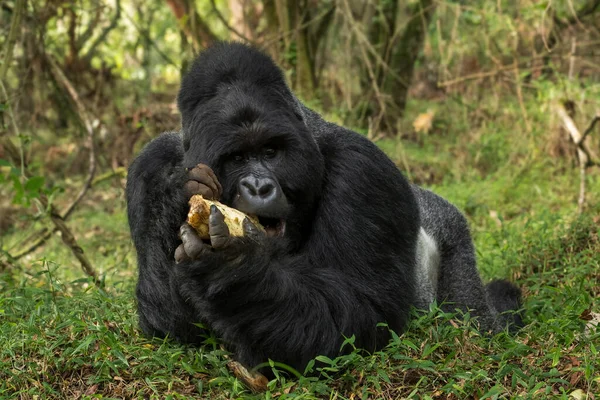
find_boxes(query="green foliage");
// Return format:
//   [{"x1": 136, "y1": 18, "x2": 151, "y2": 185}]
[{"x1": 0, "y1": 159, "x2": 47, "y2": 207}]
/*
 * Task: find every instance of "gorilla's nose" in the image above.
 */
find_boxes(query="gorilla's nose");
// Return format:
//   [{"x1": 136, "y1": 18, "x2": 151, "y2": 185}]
[{"x1": 239, "y1": 176, "x2": 278, "y2": 204}]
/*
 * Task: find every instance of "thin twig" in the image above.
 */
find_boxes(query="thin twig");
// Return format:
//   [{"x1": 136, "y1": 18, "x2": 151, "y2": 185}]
[
  {"x1": 11, "y1": 168, "x2": 127, "y2": 260},
  {"x1": 82, "y1": 0, "x2": 121, "y2": 63},
  {"x1": 513, "y1": 58, "x2": 531, "y2": 133},
  {"x1": 0, "y1": 82, "x2": 101, "y2": 285},
  {"x1": 122, "y1": 10, "x2": 179, "y2": 68},
  {"x1": 568, "y1": 38, "x2": 576, "y2": 80},
  {"x1": 580, "y1": 114, "x2": 600, "y2": 144},
  {"x1": 45, "y1": 54, "x2": 97, "y2": 220}
]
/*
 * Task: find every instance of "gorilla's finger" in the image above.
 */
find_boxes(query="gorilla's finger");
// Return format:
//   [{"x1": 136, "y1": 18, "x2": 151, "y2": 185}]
[
  {"x1": 175, "y1": 244, "x2": 190, "y2": 263},
  {"x1": 200, "y1": 164, "x2": 223, "y2": 199},
  {"x1": 188, "y1": 165, "x2": 219, "y2": 199},
  {"x1": 209, "y1": 205, "x2": 231, "y2": 249},
  {"x1": 180, "y1": 223, "x2": 208, "y2": 259},
  {"x1": 185, "y1": 181, "x2": 215, "y2": 200},
  {"x1": 243, "y1": 217, "x2": 265, "y2": 241}
]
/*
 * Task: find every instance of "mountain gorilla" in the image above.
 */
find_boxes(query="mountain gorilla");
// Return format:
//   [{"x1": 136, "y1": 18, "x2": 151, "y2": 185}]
[{"x1": 126, "y1": 42, "x2": 523, "y2": 373}]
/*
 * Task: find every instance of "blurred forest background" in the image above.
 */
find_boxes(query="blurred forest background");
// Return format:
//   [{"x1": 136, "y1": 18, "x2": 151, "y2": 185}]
[
  {"x1": 1, "y1": 0, "x2": 599, "y2": 267},
  {"x1": 1, "y1": 0, "x2": 600, "y2": 398}
]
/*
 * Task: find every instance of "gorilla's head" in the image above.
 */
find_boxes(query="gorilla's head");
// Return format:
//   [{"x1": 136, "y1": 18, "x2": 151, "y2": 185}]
[{"x1": 177, "y1": 42, "x2": 324, "y2": 242}]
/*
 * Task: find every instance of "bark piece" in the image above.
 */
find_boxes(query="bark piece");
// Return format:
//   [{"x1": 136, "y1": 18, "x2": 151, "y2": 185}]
[{"x1": 187, "y1": 195, "x2": 264, "y2": 239}]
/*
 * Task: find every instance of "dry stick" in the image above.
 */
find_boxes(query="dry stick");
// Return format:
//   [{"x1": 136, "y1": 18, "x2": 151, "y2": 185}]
[
  {"x1": 45, "y1": 200, "x2": 101, "y2": 285},
  {"x1": 11, "y1": 168, "x2": 127, "y2": 260},
  {"x1": 10, "y1": 55, "x2": 101, "y2": 274},
  {"x1": 4, "y1": 54, "x2": 99, "y2": 283},
  {"x1": 0, "y1": 4, "x2": 96, "y2": 284},
  {"x1": 0, "y1": 84, "x2": 100, "y2": 285},
  {"x1": 555, "y1": 105, "x2": 599, "y2": 214},
  {"x1": 568, "y1": 38, "x2": 576, "y2": 80},
  {"x1": 513, "y1": 58, "x2": 531, "y2": 133}
]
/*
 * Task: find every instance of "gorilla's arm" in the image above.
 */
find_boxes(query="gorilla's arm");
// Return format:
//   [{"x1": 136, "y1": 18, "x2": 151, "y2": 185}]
[
  {"x1": 126, "y1": 132, "x2": 205, "y2": 342},
  {"x1": 127, "y1": 132, "x2": 187, "y2": 245},
  {"x1": 174, "y1": 243, "x2": 382, "y2": 372}
]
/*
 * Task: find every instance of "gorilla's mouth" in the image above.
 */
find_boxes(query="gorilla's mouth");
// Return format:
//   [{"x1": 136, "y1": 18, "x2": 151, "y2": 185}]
[{"x1": 258, "y1": 216, "x2": 286, "y2": 237}]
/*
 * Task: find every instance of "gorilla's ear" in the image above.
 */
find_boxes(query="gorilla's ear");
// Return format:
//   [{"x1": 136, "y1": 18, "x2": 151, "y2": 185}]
[
  {"x1": 292, "y1": 97, "x2": 306, "y2": 125},
  {"x1": 177, "y1": 42, "x2": 294, "y2": 129}
]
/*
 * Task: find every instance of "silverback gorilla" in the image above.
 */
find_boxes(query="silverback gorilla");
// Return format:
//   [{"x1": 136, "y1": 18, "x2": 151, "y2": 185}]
[{"x1": 126, "y1": 42, "x2": 523, "y2": 373}]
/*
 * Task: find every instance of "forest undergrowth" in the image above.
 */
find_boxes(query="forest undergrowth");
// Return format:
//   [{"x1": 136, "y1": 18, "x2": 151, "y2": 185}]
[{"x1": 1, "y1": 90, "x2": 599, "y2": 399}]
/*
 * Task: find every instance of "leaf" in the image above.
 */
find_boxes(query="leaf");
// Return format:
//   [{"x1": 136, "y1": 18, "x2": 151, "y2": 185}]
[
  {"x1": 422, "y1": 342, "x2": 441, "y2": 358},
  {"x1": 377, "y1": 368, "x2": 391, "y2": 384},
  {"x1": 315, "y1": 355, "x2": 333, "y2": 365},
  {"x1": 480, "y1": 385, "x2": 503, "y2": 399},
  {"x1": 10, "y1": 175, "x2": 25, "y2": 205},
  {"x1": 0, "y1": 158, "x2": 12, "y2": 167},
  {"x1": 25, "y1": 176, "x2": 45, "y2": 193},
  {"x1": 569, "y1": 389, "x2": 585, "y2": 400}
]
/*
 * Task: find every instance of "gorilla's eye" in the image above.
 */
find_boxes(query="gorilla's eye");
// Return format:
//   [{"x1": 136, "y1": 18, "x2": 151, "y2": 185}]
[
  {"x1": 264, "y1": 147, "x2": 277, "y2": 159},
  {"x1": 232, "y1": 153, "x2": 244, "y2": 162}
]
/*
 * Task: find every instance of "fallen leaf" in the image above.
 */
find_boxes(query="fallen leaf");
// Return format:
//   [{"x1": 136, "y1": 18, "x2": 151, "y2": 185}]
[{"x1": 413, "y1": 110, "x2": 435, "y2": 134}]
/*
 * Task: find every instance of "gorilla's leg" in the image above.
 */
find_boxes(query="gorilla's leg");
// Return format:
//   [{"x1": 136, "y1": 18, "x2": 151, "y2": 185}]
[
  {"x1": 412, "y1": 185, "x2": 522, "y2": 333},
  {"x1": 485, "y1": 279, "x2": 524, "y2": 332}
]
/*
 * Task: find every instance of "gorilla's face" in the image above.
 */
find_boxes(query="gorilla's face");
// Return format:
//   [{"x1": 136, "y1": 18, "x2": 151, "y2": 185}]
[
  {"x1": 226, "y1": 141, "x2": 290, "y2": 237},
  {"x1": 183, "y1": 86, "x2": 325, "y2": 241}
]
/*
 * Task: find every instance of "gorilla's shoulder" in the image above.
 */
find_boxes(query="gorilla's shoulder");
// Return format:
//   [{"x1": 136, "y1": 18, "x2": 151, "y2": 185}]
[{"x1": 302, "y1": 106, "x2": 388, "y2": 161}]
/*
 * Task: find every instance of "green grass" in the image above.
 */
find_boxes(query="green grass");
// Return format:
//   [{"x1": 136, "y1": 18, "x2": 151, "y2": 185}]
[{"x1": 1, "y1": 93, "x2": 600, "y2": 398}]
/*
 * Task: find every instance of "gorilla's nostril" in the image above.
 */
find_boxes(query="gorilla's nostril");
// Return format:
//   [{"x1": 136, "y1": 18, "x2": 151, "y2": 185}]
[
  {"x1": 241, "y1": 179, "x2": 257, "y2": 196},
  {"x1": 258, "y1": 183, "x2": 274, "y2": 197}
]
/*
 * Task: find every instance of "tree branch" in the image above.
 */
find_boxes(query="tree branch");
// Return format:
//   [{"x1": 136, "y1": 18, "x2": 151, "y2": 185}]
[
  {"x1": 0, "y1": 79, "x2": 100, "y2": 285},
  {"x1": 581, "y1": 114, "x2": 600, "y2": 144},
  {"x1": 554, "y1": 0, "x2": 600, "y2": 28},
  {"x1": 11, "y1": 168, "x2": 127, "y2": 261},
  {"x1": 82, "y1": 0, "x2": 121, "y2": 63},
  {"x1": 76, "y1": 8, "x2": 102, "y2": 50}
]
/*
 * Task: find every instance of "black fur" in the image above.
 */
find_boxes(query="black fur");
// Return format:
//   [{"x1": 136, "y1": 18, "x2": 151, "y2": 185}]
[{"x1": 126, "y1": 42, "x2": 522, "y2": 373}]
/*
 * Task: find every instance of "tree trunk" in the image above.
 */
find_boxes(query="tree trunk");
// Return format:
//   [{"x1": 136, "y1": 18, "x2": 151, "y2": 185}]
[
  {"x1": 166, "y1": 0, "x2": 217, "y2": 50},
  {"x1": 360, "y1": 0, "x2": 436, "y2": 136},
  {"x1": 384, "y1": 0, "x2": 435, "y2": 120},
  {"x1": 268, "y1": 0, "x2": 334, "y2": 99}
]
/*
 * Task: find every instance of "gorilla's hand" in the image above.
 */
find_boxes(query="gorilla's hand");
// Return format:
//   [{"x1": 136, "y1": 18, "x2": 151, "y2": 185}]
[
  {"x1": 175, "y1": 206, "x2": 264, "y2": 262},
  {"x1": 184, "y1": 164, "x2": 223, "y2": 200}
]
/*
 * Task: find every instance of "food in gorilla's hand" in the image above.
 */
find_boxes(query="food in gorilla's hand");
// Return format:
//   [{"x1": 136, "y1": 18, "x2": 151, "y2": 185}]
[{"x1": 187, "y1": 195, "x2": 264, "y2": 239}]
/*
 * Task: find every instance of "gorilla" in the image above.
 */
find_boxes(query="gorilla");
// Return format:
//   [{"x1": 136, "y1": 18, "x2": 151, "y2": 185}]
[{"x1": 126, "y1": 42, "x2": 522, "y2": 373}]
